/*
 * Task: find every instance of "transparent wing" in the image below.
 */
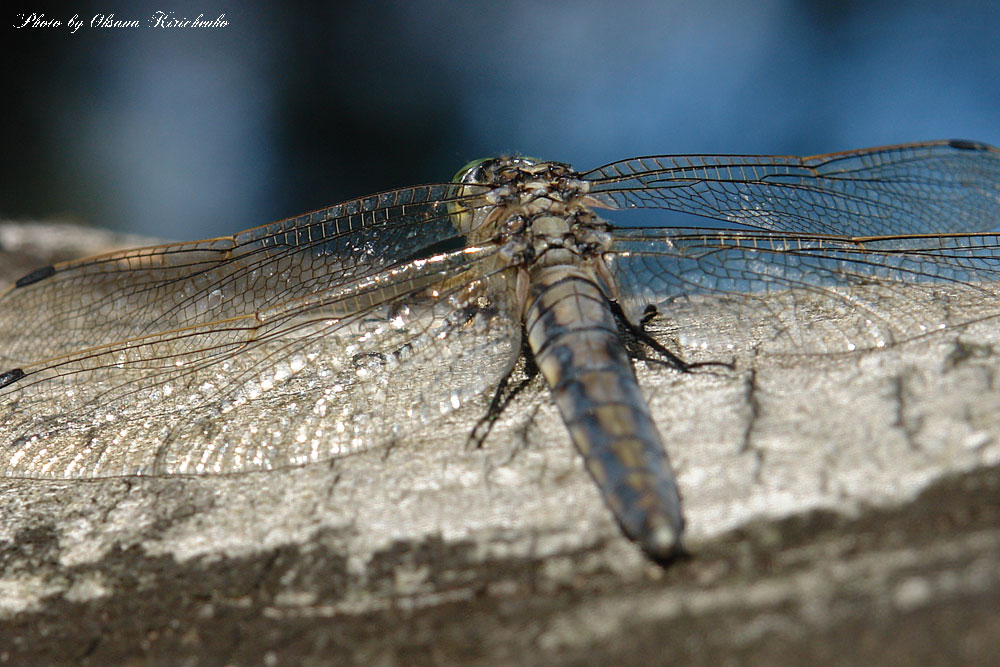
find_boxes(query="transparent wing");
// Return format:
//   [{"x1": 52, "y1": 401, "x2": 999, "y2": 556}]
[
  {"x1": 584, "y1": 140, "x2": 1000, "y2": 236},
  {"x1": 0, "y1": 185, "x2": 523, "y2": 479},
  {"x1": 0, "y1": 183, "x2": 480, "y2": 361},
  {"x1": 607, "y1": 228, "x2": 1000, "y2": 353}
]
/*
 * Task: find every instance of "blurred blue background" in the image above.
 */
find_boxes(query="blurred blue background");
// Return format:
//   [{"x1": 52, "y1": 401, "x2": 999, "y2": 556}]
[{"x1": 4, "y1": 0, "x2": 999, "y2": 239}]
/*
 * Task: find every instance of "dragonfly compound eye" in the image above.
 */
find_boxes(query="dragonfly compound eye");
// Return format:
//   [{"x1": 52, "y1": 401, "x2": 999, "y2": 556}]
[{"x1": 452, "y1": 157, "x2": 494, "y2": 185}]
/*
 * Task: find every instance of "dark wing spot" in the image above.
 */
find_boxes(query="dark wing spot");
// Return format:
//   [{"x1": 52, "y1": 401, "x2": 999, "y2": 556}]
[
  {"x1": 948, "y1": 139, "x2": 989, "y2": 151},
  {"x1": 400, "y1": 235, "x2": 467, "y2": 264},
  {"x1": 14, "y1": 265, "x2": 56, "y2": 288},
  {"x1": 0, "y1": 368, "x2": 25, "y2": 388}
]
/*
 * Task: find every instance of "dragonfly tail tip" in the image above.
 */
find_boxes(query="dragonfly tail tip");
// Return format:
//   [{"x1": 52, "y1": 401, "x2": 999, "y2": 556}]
[
  {"x1": 641, "y1": 517, "x2": 686, "y2": 564},
  {"x1": 0, "y1": 368, "x2": 25, "y2": 389}
]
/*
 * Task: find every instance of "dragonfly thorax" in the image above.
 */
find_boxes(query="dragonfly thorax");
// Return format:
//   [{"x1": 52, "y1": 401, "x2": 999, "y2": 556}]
[{"x1": 452, "y1": 156, "x2": 613, "y2": 269}]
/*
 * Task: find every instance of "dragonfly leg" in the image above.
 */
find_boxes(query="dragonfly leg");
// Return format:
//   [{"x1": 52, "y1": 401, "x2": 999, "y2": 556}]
[
  {"x1": 468, "y1": 340, "x2": 540, "y2": 449},
  {"x1": 611, "y1": 302, "x2": 735, "y2": 373}
]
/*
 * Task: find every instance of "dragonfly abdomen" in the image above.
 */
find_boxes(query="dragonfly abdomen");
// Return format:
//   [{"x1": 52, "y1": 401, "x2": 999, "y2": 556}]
[{"x1": 523, "y1": 264, "x2": 684, "y2": 560}]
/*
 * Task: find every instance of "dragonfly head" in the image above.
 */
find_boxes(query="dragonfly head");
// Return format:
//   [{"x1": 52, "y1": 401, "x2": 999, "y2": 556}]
[
  {"x1": 452, "y1": 156, "x2": 544, "y2": 186},
  {"x1": 449, "y1": 157, "x2": 540, "y2": 234},
  {"x1": 448, "y1": 156, "x2": 579, "y2": 236}
]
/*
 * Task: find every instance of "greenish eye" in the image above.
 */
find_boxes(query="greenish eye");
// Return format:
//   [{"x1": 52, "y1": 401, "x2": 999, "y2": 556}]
[{"x1": 452, "y1": 157, "x2": 492, "y2": 184}]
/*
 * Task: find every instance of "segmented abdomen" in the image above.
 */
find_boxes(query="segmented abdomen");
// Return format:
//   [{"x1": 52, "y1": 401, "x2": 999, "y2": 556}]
[{"x1": 523, "y1": 264, "x2": 684, "y2": 560}]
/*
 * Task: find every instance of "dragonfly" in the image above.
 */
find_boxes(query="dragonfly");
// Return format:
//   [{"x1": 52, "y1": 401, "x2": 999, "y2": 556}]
[{"x1": 0, "y1": 139, "x2": 998, "y2": 562}]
